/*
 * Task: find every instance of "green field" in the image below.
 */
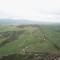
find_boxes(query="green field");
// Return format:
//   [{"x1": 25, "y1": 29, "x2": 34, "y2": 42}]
[{"x1": 0, "y1": 25, "x2": 60, "y2": 60}]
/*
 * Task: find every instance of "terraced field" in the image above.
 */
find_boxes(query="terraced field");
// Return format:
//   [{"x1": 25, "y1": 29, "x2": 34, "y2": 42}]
[{"x1": 0, "y1": 25, "x2": 60, "y2": 60}]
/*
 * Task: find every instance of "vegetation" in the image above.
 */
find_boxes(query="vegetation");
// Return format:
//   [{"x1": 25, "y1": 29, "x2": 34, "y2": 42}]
[{"x1": 0, "y1": 24, "x2": 60, "y2": 60}]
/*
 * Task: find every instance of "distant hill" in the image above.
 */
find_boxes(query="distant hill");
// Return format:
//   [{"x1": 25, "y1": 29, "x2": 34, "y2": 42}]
[
  {"x1": 0, "y1": 19, "x2": 36, "y2": 25},
  {"x1": 0, "y1": 19, "x2": 60, "y2": 25}
]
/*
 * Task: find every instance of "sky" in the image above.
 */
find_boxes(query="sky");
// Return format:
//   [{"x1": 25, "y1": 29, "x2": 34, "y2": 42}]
[{"x1": 0, "y1": 0, "x2": 60, "y2": 22}]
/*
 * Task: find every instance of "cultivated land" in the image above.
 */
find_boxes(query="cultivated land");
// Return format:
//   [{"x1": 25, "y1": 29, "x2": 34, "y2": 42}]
[{"x1": 0, "y1": 25, "x2": 60, "y2": 60}]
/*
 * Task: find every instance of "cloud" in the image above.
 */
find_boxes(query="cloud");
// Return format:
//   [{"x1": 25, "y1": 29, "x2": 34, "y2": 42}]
[
  {"x1": 32, "y1": 0, "x2": 60, "y2": 22},
  {"x1": 0, "y1": 0, "x2": 32, "y2": 19},
  {"x1": 0, "y1": 0, "x2": 60, "y2": 22}
]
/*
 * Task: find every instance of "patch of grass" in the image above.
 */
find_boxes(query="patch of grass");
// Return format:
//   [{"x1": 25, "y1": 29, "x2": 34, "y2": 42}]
[{"x1": 0, "y1": 25, "x2": 60, "y2": 57}]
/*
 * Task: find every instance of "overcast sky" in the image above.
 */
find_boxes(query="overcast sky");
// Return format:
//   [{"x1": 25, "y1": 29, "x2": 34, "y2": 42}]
[{"x1": 0, "y1": 0, "x2": 60, "y2": 22}]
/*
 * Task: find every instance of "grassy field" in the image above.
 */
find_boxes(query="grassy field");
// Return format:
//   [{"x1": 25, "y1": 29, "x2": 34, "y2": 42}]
[{"x1": 0, "y1": 24, "x2": 60, "y2": 60}]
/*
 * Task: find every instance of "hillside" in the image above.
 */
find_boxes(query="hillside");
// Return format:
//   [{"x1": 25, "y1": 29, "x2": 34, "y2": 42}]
[
  {"x1": 0, "y1": 19, "x2": 35, "y2": 25},
  {"x1": 0, "y1": 25, "x2": 60, "y2": 60}
]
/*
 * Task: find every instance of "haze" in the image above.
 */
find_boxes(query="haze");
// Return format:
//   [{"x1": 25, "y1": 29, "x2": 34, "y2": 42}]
[{"x1": 0, "y1": 0, "x2": 60, "y2": 23}]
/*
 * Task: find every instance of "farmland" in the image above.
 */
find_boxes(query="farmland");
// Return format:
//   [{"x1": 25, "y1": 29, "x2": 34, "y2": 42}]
[{"x1": 0, "y1": 24, "x2": 60, "y2": 60}]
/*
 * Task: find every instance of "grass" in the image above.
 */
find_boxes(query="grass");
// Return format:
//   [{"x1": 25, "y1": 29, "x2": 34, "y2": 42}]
[{"x1": 0, "y1": 25, "x2": 60, "y2": 60}]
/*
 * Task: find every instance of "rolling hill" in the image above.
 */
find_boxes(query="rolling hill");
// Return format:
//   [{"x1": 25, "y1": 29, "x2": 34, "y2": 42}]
[
  {"x1": 0, "y1": 19, "x2": 36, "y2": 25},
  {"x1": 0, "y1": 24, "x2": 60, "y2": 60}
]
